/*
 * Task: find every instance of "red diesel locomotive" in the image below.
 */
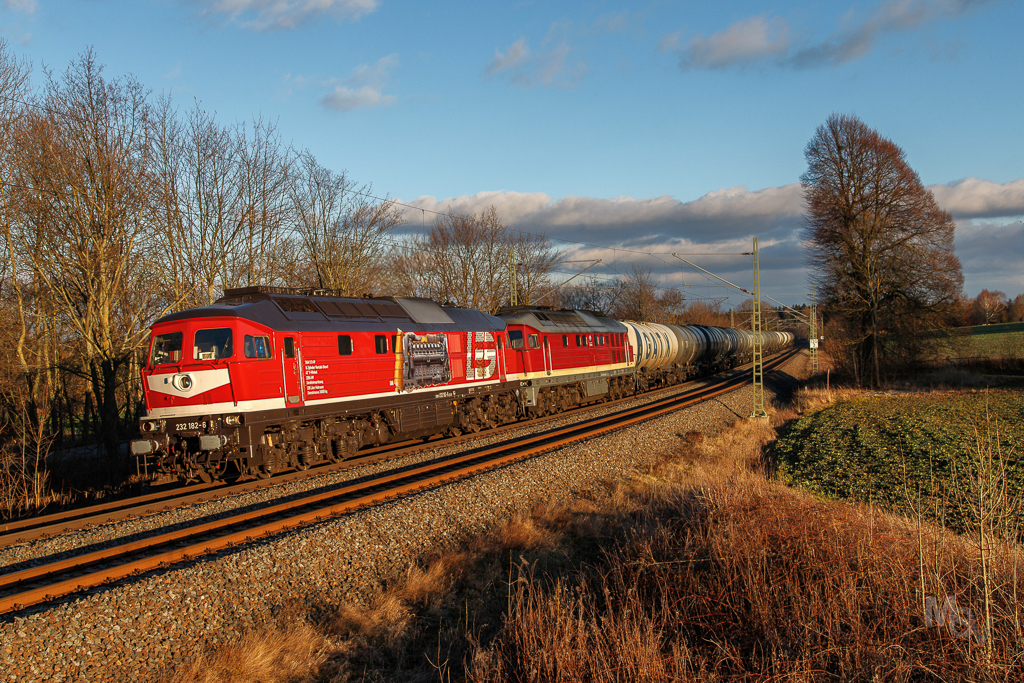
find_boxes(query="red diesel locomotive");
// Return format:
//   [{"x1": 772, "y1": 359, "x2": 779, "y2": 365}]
[{"x1": 131, "y1": 287, "x2": 632, "y2": 481}]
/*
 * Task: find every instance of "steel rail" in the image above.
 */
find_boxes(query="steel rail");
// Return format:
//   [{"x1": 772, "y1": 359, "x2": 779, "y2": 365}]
[
  {"x1": 0, "y1": 352, "x2": 788, "y2": 548},
  {"x1": 0, "y1": 483, "x2": 224, "y2": 540},
  {"x1": 0, "y1": 348, "x2": 798, "y2": 616}
]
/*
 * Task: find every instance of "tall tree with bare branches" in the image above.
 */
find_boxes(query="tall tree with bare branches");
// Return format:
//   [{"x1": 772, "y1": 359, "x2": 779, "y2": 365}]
[
  {"x1": 151, "y1": 97, "x2": 245, "y2": 308},
  {"x1": 0, "y1": 41, "x2": 32, "y2": 385},
  {"x1": 230, "y1": 116, "x2": 297, "y2": 289},
  {"x1": 11, "y1": 49, "x2": 157, "y2": 460},
  {"x1": 289, "y1": 151, "x2": 402, "y2": 295},
  {"x1": 400, "y1": 206, "x2": 559, "y2": 313},
  {"x1": 802, "y1": 113, "x2": 963, "y2": 386}
]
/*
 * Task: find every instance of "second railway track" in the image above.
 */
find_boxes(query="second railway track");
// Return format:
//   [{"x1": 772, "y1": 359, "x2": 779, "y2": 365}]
[{"x1": 0, "y1": 348, "x2": 798, "y2": 615}]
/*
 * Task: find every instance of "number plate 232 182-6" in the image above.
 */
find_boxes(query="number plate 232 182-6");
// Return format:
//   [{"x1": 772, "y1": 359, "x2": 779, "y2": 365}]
[{"x1": 174, "y1": 420, "x2": 210, "y2": 432}]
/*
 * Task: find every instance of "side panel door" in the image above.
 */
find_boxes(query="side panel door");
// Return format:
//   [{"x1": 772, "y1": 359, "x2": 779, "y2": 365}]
[{"x1": 281, "y1": 334, "x2": 304, "y2": 405}]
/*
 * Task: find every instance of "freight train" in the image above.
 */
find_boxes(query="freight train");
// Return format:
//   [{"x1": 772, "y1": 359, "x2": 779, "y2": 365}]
[{"x1": 131, "y1": 287, "x2": 793, "y2": 483}]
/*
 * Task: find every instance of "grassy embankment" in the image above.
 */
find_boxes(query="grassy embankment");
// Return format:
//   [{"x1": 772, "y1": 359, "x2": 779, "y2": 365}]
[{"x1": 164, "y1": 385, "x2": 1024, "y2": 682}]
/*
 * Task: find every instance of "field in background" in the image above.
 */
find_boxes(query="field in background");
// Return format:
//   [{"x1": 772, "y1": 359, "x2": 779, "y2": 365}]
[
  {"x1": 775, "y1": 390, "x2": 1024, "y2": 535},
  {"x1": 921, "y1": 323, "x2": 1024, "y2": 363}
]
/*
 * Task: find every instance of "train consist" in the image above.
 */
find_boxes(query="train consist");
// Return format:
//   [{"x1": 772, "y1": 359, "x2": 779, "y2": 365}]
[{"x1": 131, "y1": 287, "x2": 793, "y2": 482}]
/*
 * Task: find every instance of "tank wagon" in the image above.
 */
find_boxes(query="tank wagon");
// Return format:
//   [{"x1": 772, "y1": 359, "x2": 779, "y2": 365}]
[
  {"x1": 131, "y1": 289, "x2": 793, "y2": 482},
  {"x1": 623, "y1": 320, "x2": 792, "y2": 390}
]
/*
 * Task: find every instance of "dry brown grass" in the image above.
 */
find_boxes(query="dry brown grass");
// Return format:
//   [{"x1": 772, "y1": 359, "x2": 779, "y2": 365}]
[
  {"x1": 165, "y1": 391, "x2": 1024, "y2": 682},
  {"x1": 166, "y1": 621, "x2": 329, "y2": 683},
  {"x1": 467, "y1": 408, "x2": 1024, "y2": 682}
]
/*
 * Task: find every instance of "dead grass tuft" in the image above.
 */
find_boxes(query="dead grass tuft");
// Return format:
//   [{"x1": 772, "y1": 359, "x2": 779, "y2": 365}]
[
  {"x1": 400, "y1": 552, "x2": 469, "y2": 605},
  {"x1": 486, "y1": 513, "x2": 559, "y2": 552},
  {"x1": 165, "y1": 621, "x2": 328, "y2": 683},
  {"x1": 793, "y1": 384, "x2": 861, "y2": 413}
]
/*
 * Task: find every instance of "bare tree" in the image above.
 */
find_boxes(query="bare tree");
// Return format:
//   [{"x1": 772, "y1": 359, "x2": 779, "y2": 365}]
[
  {"x1": 802, "y1": 113, "x2": 963, "y2": 386},
  {"x1": 401, "y1": 206, "x2": 558, "y2": 313},
  {"x1": 151, "y1": 97, "x2": 244, "y2": 308},
  {"x1": 229, "y1": 116, "x2": 297, "y2": 289},
  {"x1": 11, "y1": 49, "x2": 156, "y2": 461},
  {"x1": 972, "y1": 289, "x2": 1008, "y2": 325},
  {"x1": 676, "y1": 299, "x2": 730, "y2": 327},
  {"x1": 610, "y1": 265, "x2": 661, "y2": 321},
  {"x1": 549, "y1": 275, "x2": 616, "y2": 313},
  {"x1": 509, "y1": 228, "x2": 561, "y2": 306},
  {"x1": 289, "y1": 151, "x2": 402, "y2": 295},
  {"x1": 0, "y1": 41, "x2": 32, "y2": 385}
]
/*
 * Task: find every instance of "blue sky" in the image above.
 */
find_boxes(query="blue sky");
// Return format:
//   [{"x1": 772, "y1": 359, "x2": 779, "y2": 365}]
[{"x1": 3, "y1": 0, "x2": 1023, "y2": 306}]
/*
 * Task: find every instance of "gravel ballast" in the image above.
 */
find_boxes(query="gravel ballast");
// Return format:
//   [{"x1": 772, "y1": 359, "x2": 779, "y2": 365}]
[{"x1": 0, "y1": 353, "x2": 807, "y2": 682}]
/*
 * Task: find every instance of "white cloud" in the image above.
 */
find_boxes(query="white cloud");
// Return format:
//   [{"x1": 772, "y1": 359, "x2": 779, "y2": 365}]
[
  {"x1": 346, "y1": 52, "x2": 399, "y2": 86},
  {"x1": 486, "y1": 38, "x2": 530, "y2": 76},
  {"x1": 203, "y1": 0, "x2": 377, "y2": 31},
  {"x1": 484, "y1": 36, "x2": 588, "y2": 89},
  {"x1": 4, "y1": 0, "x2": 35, "y2": 13},
  {"x1": 402, "y1": 184, "x2": 805, "y2": 244},
  {"x1": 953, "y1": 218, "x2": 1024, "y2": 296},
  {"x1": 320, "y1": 85, "x2": 394, "y2": 111},
  {"x1": 680, "y1": 15, "x2": 791, "y2": 70},
  {"x1": 319, "y1": 53, "x2": 399, "y2": 111},
  {"x1": 399, "y1": 176, "x2": 1024, "y2": 301},
  {"x1": 4, "y1": 0, "x2": 34, "y2": 13},
  {"x1": 588, "y1": 11, "x2": 638, "y2": 35},
  {"x1": 670, "y1": 0, "x2": 996, "y2": 71},
  {"x1": 928, "y1": 178, "x2": 1024, "y2": 219}
]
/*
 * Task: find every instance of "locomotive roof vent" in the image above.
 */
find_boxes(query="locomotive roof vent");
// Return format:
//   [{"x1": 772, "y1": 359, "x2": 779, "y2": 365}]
[{"x1": 394, "y1": 297, "x2": 455, "y2": 325}]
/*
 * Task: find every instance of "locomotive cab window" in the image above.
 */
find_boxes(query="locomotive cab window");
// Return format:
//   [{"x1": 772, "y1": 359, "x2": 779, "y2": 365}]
[
  {"x1": 375, "y1": 335, "x2": 388, "y2": 354},
  {"x1": 528, "y1": 334, "x2": 539, "y2": 349},
  {"x1": 338, "y1": 335, "x2": 353, "y2": 356},
  {"x1": 284, "y1": 337, "x2": 296, "y2": 359},
  {"x1": 150, "y1": 331, "x2": 183, "y2": 365},
  {"x1": 194, "y1": 328, "x2": 233, "y2": 360},
  {"x1": 244, "y1": 334, "x2": 272, "y2": 359},
  {"x1": 562, "y1": 335, "x2": 568, "y2": 348},
  {"x1": 508, "y1": 330, "x2": 524, "y2": 349}
]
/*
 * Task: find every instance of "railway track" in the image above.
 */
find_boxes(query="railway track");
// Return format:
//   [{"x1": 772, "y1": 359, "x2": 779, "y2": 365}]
[
  {"x1": 1, "y1": 350, "x2": 789, "y2": 547},
  {"x1": 0, "y1": 348, "x2": 798, "y2": 615}
]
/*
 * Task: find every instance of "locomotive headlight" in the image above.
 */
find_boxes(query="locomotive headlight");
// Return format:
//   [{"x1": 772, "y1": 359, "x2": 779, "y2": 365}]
[
  {"x1": 142, "y1": 420, "x2": 158, "y2": 432},
  {"x1": 224, "y1": 414, "x2": 242, "y2": 426},
  {"x1": 172, "y1": 374, "x2": 194, "y2": 392}
]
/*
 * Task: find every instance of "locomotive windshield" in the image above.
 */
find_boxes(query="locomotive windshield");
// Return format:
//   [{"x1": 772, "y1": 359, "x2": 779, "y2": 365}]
[
  {"x1": 149, "y1": 331, "x2": 183, "y2": 365},
  {"x1": 194, "y1": 328, "x2": 233, "y2": 360}
]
